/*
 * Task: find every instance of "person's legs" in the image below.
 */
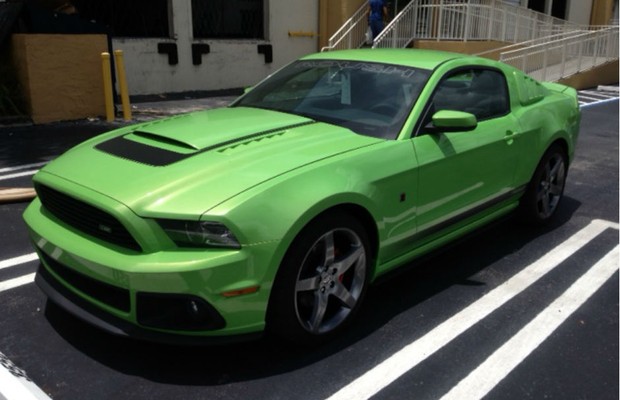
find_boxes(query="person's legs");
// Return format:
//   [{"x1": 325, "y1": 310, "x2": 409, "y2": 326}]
[{"x1": 370, "y1": 19, "x2": 384, "y2": 39}]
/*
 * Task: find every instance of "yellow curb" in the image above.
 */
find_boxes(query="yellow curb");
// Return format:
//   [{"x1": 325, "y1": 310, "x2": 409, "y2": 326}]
[{"x1": 0, "y1": 188, "x2": 37, "y2": 203}]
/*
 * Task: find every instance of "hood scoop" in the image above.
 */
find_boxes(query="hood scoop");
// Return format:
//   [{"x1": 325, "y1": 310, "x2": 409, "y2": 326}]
[
  {"x1": 95, "y1": 133, "x2": 194, "y2": 167},
  {"x1": 95, "y1": 121, "x2": 314, "y2": 167},
  {"x1": 130, "y1": 130, "x2": 199, "y2": 151}
]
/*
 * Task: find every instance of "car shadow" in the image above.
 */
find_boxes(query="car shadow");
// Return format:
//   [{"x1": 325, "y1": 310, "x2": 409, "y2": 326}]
[{"x1": 42, "y1": 196, "x2": 581, "y2": 386}]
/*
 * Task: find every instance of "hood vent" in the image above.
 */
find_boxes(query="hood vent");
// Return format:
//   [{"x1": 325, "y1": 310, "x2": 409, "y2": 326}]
[
  {"x1": 217, "y1": 130, "x2": 288, "y2": 154},
  {"x1": 95, "y1": 121, "x2": 315, "y2": 167}
]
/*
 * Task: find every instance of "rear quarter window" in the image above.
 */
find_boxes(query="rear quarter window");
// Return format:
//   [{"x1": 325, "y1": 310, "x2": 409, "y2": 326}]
[{"x1": 514, "y1": 71, "x2": 549, "y2": 106}]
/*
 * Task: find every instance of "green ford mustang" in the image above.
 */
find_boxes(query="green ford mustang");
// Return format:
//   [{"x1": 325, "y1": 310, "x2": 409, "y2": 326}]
[{"x1": 23, "y1": 49, "x2": 580, "y2": 344}]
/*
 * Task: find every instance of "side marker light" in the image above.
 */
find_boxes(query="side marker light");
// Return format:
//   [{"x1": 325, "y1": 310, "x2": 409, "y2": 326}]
[{"x1": 221, "y1": 286, "x2": 260, "y2": 298}]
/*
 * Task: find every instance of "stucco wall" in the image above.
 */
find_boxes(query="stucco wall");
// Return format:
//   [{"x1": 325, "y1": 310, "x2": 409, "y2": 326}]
[
  {"x1": 558, "y1": 60, "x2": 620, "y2": 89},
  {"x1": 116, "y1": 0, "x2": 319, "y2": 96},
  {"x1": 11, "y1": 34, "x2": 107, "y2": 124}
]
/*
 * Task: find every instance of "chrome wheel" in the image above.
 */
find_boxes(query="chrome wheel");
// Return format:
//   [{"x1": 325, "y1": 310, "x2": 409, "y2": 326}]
[
  {"x1": 294, "y1": 228, "x2": 367, "y2": 334},
  {"x1": 535, "y1": 152, "x2": 566, "y2": 220}
]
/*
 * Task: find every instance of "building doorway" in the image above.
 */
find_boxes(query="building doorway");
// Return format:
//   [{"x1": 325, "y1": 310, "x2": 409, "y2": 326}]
[{"x1": 524, "y1": 0, "x2": 568, "y2": 19}]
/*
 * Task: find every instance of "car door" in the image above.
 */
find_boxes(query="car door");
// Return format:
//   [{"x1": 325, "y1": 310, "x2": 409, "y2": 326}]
[{"x1": 411, "y1": 67, "x2": 521, "y2": 237}]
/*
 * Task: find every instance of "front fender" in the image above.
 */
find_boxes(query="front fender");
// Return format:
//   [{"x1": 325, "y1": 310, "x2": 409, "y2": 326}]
[{"x1": 206, "y1": 140, "x2": 419, "y2": 284}]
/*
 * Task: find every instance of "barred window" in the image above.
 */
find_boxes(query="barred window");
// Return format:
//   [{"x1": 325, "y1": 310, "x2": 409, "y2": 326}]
[
  {"x1": 192, "y1": 0, "x2": 264, "y2": 39},
  {"x1": 72, "y1": 0, "x2": 170, "y2": 38}
]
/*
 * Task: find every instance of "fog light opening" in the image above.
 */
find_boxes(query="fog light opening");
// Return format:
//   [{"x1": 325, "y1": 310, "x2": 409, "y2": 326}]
[{"x1": 137, "y1": 292, "x2": 225, "y2": 331}]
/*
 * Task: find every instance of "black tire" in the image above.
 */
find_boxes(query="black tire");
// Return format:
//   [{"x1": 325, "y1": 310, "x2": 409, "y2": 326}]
[
  {"x1": 519, "y1": 144, "x2": 568, "y2": 225},
  {"x1": 267, "y1": 213, "x2": 371, "y2": 345}
]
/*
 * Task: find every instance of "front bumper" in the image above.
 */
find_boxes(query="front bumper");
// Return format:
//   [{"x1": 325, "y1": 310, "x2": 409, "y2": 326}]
[
  {"x1": 35, "y1": 264, "x2": 262, "y2": 345},
  {"x1": 24, "y1": 197, "x2": 279, "y2": 341}
]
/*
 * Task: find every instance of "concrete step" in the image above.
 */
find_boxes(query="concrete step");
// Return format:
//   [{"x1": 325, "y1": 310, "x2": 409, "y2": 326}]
[{"x1": 0, "y1": 188, "x2": 36, "y2": 204}]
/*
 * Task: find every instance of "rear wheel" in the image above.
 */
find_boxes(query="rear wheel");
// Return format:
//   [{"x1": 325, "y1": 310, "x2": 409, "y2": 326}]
[
  {"x1": 267, "y1": 213, "x2": 371, "y2": 345},
  {"x1": 520, "y1": 144, "x2": 568, "y2": 225}
]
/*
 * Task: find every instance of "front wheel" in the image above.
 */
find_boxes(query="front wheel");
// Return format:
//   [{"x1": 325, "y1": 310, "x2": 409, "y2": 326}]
[
  {"x1": 520, "y1": 144, "x2": 568, "y2": 225},
  {"x1": 267, "y1": 213, "x2": 371, "y2": 345}
]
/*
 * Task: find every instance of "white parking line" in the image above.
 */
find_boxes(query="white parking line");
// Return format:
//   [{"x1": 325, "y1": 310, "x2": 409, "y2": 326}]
[
  {"x1": 0, "y1": 254, "x2": 47, "y2": 400},
  {"x1": 440, "y1": 245, "x2": 619, "y2": 400},
  {"x1": 581, "y1": 97, "x2": 620, "y2": 108},
  {"x1": 0, "y1": 274, "x2": 36, "y2": 292},
  {"x1": 325, "y1": 219, "x2": 617, "y2": 400},
  {"x1": 580, "y1": 90, "x2": 617, "y2": 98},
  {"x1": 578, "y1": 94, "x2": 607, "y2": 101},
  {"x1": 0, "y1": 352, "x2": 51, "y2": 400},
  {"x1": 0, "y1": 170, "x2": 39, "y2": 182},
  {"x1": 0, "y1": 162, "x2": 47, "y2": 174},
  {"x1": 0, "y1": 254, "x2": 38, "y2": 293},
  {"x1": 0, "y1": 253, "x2": 38, "y2": 271}
]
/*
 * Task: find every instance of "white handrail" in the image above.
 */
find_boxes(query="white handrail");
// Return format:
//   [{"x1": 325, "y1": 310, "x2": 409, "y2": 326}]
[
  {"x1": 325, "y1": 0, "x2": 581, "y2": 51},
  {"x1": 373, "y1": 0, "x2": 579, "y2": 48},
  {"x1": 371, "y1": 0, "x2": 420, "y2": 48},
  {"x1": 476, "y1": 29, "x2": 589, "y2": 57},
  {"x1": 499, "y1": 26, "x2": 619, "y2": 81},
  {"x1": 321, "y1": 3, "x2": 368, "y2": 52},
  {"x1": 324, "y1": 0, "x2": 618, "y2": 83}
]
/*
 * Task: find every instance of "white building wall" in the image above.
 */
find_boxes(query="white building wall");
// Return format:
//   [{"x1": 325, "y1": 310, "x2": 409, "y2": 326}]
[
  {"x1": 114, "y1": 0, "x2": 319, "y2": 96},
  {"x1": 566, "y1": 0, "x2": 593, "y2": 25}
]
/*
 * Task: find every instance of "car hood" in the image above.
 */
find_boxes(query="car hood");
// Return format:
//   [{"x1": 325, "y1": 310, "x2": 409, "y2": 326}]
[{"x1": 40, "y1": 107, "x2": 382, "y2": 217}]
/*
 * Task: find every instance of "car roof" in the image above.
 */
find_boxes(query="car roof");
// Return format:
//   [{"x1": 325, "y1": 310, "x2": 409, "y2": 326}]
[{"x1": 302, "y1": 49, "x2": 469, "y2": 70}]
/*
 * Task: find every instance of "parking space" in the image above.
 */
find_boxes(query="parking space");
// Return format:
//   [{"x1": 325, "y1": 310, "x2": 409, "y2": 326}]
[
  {"x1": 578, "y1": 85, "x2": 620, "y2": 107},
  {"x1": 0, "y1": 100, "x2": 617, "y2": 400}
]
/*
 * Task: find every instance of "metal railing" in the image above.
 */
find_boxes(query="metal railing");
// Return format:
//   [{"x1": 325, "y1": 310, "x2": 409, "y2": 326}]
[
  {"x1": 324, "y1": 0, "x2": 579, "y2": 51},
  {"x1": 323, "y1": 0, "x2": 618, "y2": 83},
  {"x1": 499, "y1": 26, "x2": 619, "y2": 81},
  {"x1": 321, "y1": 3, "x2": 368, "y2": 51},
  {"x1": 475, "y1": 29, "x2": 590, "y2": 58},
  {"x1": 373, "y1": 0, "x2": 577, "y2": 48},
  {"x1": 369, "y1": 0, "x2": 425, "y2": 48}
]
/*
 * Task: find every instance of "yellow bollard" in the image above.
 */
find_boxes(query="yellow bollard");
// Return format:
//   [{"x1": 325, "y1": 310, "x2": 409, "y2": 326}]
[
  {"x1": 113, "y1": 50, "x2": 132, "y2": 121},
  {"x1": 101, "y1": 52, "x2": 115, "y2": 122}
]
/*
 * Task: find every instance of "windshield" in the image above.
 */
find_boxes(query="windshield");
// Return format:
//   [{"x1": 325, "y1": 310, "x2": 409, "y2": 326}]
[{"x1": 232, "y1": 60, "x2": 431, "y2": 139}]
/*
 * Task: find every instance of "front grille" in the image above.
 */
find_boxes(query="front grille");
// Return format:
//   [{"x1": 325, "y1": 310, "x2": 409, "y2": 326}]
[
  {"x1": 36, "y1": 184, "x2": 141, "y2": 252},
  {"x1": 40, "y1": 251, "x2": 131, "y2": 313}
]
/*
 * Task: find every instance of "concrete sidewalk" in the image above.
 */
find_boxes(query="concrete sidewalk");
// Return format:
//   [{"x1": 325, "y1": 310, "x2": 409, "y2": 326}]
[{"x1": 130, "y1": 95, "x2": 239, "y2": 120}]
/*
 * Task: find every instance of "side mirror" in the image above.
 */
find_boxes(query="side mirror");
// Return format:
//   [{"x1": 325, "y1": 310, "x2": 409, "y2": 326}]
[
  {"x1": 244, "y1": 86, "x2": 254, "y2": 94},
  {"x1": 431, "y1": 110, "x2": 477, "y2": 132}
]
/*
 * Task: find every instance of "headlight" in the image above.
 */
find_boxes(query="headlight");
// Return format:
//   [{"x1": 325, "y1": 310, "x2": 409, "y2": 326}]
[{"x1": 158, "y1": 220, "x2": 241, "y2": 249}]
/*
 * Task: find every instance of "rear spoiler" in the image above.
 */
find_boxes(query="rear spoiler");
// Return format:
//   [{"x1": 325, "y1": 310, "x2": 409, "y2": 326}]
[
  {"x1": 542, "y1": 82, "x2": 573, "y2": 93},
  {"x1": 542, "y1": 82, "x2": 579, "y2": 108}
]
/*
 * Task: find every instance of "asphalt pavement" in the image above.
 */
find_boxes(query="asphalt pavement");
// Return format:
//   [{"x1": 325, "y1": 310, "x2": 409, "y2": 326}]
[
  {"x1": 0, "y1": 94, "x2": 239, "y2": 202},
  {"x1": 0, "y1": 90, "x2": 618, "y2": 400}
]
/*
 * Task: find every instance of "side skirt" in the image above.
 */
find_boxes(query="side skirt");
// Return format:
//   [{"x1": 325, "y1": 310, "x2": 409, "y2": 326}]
[{"x1": 373, "y1": 186, "x2": 525, "y2": 281}]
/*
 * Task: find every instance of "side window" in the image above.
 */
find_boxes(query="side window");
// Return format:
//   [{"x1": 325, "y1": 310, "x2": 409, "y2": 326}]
[{"x1": 427, "y1": 68, "x2": 510, "y2": 125}]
